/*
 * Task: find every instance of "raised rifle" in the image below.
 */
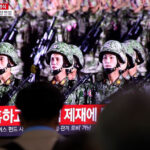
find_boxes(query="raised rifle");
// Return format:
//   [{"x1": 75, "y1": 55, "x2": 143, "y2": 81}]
[
  {"x1": 1, "y1": 10, "x2": 25, "y2": 43},
  {"x1": 0, "y1": 16, "x2": 56, "y2": 105},
  {"x1": 64, "y1": 74, "x2": 92, "y2": 101},
  {"x1": 80, "y1": 15, "x2": 104, "y2": 54},
  {"x1": 121, "y1": 12, "x2": 144, "y2": 41}
]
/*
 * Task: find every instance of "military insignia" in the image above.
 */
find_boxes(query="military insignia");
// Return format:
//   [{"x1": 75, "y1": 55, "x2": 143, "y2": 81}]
[
  {"x1": 53, "y1": 45, "x2": 58, "y2": 49},
  {"x1": 116, "y1": 80, "x2": 121, "y2": 85},
  {"x1": 5, "y1": 79, "x2": 11, "y2": 85},
  {"x1": 134, "y1": 74, "x2": 137, "y2": 78},
  {"x1": 60, "y1": 79, "x2": 65, "y2": 85},
  {"x1": 52, "y1": 80, "x2": 56, "y2": 85},
  {"x1": 88, "y1": 90, "x2": 92, "y2": 97}
]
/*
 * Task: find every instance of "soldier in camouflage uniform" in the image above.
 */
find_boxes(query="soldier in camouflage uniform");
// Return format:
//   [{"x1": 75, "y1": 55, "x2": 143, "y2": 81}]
[
  {"x1": 94, "y1": 40, "x2": 126, "y2": 104},
  {"x1": 68, "y1": 44, "x2": 84, "y2": 81},
  {"x1": 45, "y1": 42, "x2": 74, "y2": 93},
  {"x1": 121, "y1": 42, "x2": 142, "y2": 83},
  {"x1": 46, "y1": 42, "x2": 93, "y2": 105},
  {"x1": 0, "y1": 42, "x2": 21, "y2": 106},
  {"x1": 119, "y1": 43, "x2": 134, "y2": 81},
  {"x1": 45, "y1": 42, "x2": 84, "y2": 105},
  {"x1": 66, "y1": 44, "x2": 94, "y2": 104},
  {"x1": 124, "y1": 40, "x2": 147, "y2": 77}
]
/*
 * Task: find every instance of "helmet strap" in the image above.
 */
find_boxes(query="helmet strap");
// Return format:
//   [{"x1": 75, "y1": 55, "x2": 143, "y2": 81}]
[
  {"x1": 51, "y1": 68, "x2": 62, "y2": 76},
  {"x1": 104, "y1": 60, "x2": 120, "y2": 74},
  {"x1": 104, "y1": 68, "x2": 116, "y2": 74},
  {"x1": 7, "y1": 63, "x2": 12, "y2": 68},
  {"x1": 0, "y1": 62, "x2": 11, "y2": 75},
  {"x1": 0, "y1": 67, "x2": 7, "y2": 75},
  {"x1": 119, "y1": 67, "x2": 128, "y2": 74}
]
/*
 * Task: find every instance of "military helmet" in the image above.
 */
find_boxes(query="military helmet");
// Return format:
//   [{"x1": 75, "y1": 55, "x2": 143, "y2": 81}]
[
  {"x1": 46, "y1": 42, "x2": 74, "y2": 67},
  {"x1": 0, "y1": 42, "x2": 20, "y2": 66},
  {"x1": 99, "y1": 40, "x2": 126, "y2": 63},
  {"x1": 70, "y1": 44, "x2": 84, "y2": 69},
  {"x1": 122, "y1": 43, "x2": 136, "y2": 68},
  {"x1": 124, "y1": 40, "x2": 144, "y2": 64}
]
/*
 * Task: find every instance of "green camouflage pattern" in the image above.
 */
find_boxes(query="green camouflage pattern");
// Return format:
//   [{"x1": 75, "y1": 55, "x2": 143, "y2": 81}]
[
  {"x1": 64, "y1": 79, "x2": 94, "y2": 104},
  {"x1": 122, "y1": 42, "x2": 136, "y2": 65},
  {"x1": 70, "y1": 44, "x2": 84, "y2": 69},
  {"x1": 99, "y1": 40, "x2": 126, "y2": 63},
  {"x1": 51, "y1": 76, "x2": 94, "y2": 104},
  {"x1": 81, "y1": 55, "x2": 103, "y2": 74},
  {"x1": 124, "y1": 40, "x2": 145, "y2": 64},
  {"x1": 0, "y1": 42, "x2": 21, "y2": 66},
  {"x1": 46, "y1": 42, "x2": 74, "y2": 66},
  {"x1": 0, "y1": 75, "x2": 19, "y2": 106},
  {"x1": 94, "y1": 75, "x2": 126, "y2": 104}
]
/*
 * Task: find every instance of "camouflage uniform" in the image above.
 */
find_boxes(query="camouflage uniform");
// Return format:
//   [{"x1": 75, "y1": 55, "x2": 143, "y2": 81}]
[
  {"x1": 94, "y1": 40, "x2": 126, "y2": 104},
  {"x1": 46, "y1": 42, "x2": 74, "y2": 90},
  {"x1": 122, "y1": 41, "x2": 147, "y2": 91},
  {"x1": 65, "y1": 45, "x2": 94, "y2": 104},
  {"x1": 46, "y1": 42, "x2": 92, "y2": 105},
  {"x1": 118, "y1": 7, "x2": 131, "y2": 40},
  {"x1": 0, "y1": 42, "x2": 22, "y2": 106}
]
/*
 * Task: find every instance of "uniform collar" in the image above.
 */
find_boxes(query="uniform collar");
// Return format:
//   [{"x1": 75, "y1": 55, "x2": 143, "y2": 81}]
[
  {"x1": 104, "y1": 75, "x2": 123, "y2": 86},
  {"x1": 51, "y1": 76, "x2": 69, "y2": 86},
  {"x1": 131, "y1": 72, "x2": 139, "y2": 79},
  {"x1": 0, "y1": 75, "x2": 14, "y2": 86}
]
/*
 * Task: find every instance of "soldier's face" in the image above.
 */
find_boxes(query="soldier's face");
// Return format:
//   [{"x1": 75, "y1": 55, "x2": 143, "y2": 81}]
[
  {"x1": 0, "y1": 55, "x2": 9, "y2": 69},
  {"x1": 50, "y1": 53, "x2": 64, "y2": 70},
  {"x1": 102, "y1": 54, "x2": 117, "y2": 69}
]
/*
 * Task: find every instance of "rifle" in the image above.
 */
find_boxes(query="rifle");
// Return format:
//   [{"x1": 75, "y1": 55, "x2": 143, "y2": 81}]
[
  {"x1": 1, "y1": 10, "x2": 25, "y2": 43},
  {"x1": 64, "y1": 74, "x2": 92, "y2": 101},
  {"x1": 80, "y1": 15, "x2": 104, "y2": 54},
  {"x1": 0, "y1": 16, "x2": 56, "y2": 106},
  {"x1": 121, "y1": 12, "x2": 144, "y2": 42},
  {"x1": 30, "y1": 16, "x2": 56, "y2": 71}
]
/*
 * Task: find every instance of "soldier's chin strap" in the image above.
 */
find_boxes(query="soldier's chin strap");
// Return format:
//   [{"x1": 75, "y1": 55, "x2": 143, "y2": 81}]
[
  {"x1": 65, "y1": 62, "x2": 74, "y2": 75},
  {"x1": 0, "y1": 63, "x2": 11, "y2": 75},
  {"x1": 104, "y1": 68, "x2": 116, "y2": 74},
  {"x1": 119, "y1": 69, "x2": 126, "y2": 74},
  {"x1": 0, "y1": 68, "x2": 6, "y2": 75},
  {"x1": 104, "y1": 61, "x2": 121, "y2": 74},
  {"x1": 51, "y1": 62, "x2": 74, "y2": 76},
  {"x1": 52, "y1": 68, "x2": 62, "y2": 76}
]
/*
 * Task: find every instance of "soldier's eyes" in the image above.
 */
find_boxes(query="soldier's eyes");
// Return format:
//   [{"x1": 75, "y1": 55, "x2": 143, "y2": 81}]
[
  {"x1": 110, "y1": 57, "x2": 114, "y2": 59},
  {"x1": 0, "y1": 58, "x2": 4, "y2": 61}
]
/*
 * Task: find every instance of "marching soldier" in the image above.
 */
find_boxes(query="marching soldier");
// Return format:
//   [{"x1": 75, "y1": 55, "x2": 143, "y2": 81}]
[
  {"x1": 121, "y1": 42, "x2": 137, "y2": 81},
  {"x1": 67, "y1": 44, "x2": 94, "y2": 104},
  {"x1": 45, "y1": 42, "x2": 94, "y2": 104},
  {"x1": 68, "y1": 44, "x2": 84, "y2": 81},
  {"x1": 122, "y1": 40, "x2": 145, "y2": 83},
  {"x1": 124, "y1": 40, "x2": 147, "y2": 77},
  {"x1": 94, "y1": 40, "x2": 127, "y2": 104},
  {"x1": 45, "y1": 42, "x2": 74, "y2": 93},
  {"x1": 0, "y1": 42, "x2": 22, "y2": 105}
]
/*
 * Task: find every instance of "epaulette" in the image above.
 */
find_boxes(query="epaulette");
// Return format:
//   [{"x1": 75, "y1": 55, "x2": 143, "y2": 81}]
[
  {"x1": 60, "y1": 78, "x2": 66, "y2": 86},
  {"x1": 5, "y1": 78, "x2": 11, "y2": 85},
  {"x1": 116, "y1": 79, "x2": 121, "y2": 85}
]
